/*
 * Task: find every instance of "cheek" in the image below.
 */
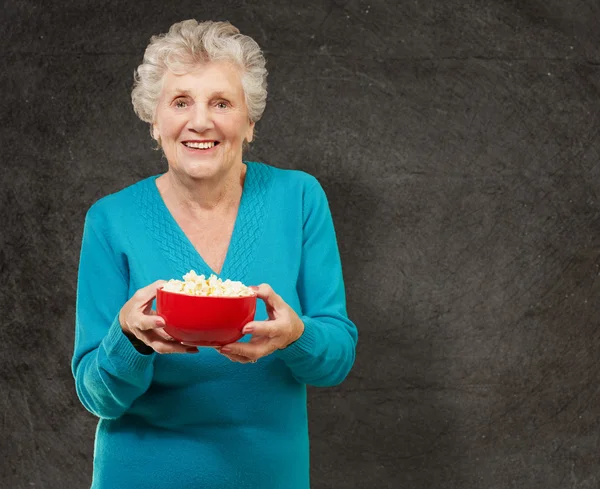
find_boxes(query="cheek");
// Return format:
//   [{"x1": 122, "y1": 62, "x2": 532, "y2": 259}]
[
  {"x1": 158, "y1": 114, "x2": 184, "y2": 138},
  {"x1": 218, "y1": 115, "x2": 250, "y2": 140}
]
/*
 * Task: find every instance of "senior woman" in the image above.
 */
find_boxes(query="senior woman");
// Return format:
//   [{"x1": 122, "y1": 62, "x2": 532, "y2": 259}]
[{"x1": 72, "y1": 19, "x2": 357, "y2": 489}]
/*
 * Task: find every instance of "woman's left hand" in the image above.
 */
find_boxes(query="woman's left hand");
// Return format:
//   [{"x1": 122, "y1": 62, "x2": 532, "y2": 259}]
[{"x1": 218, "y1": 284, "x2": 305, "y2": 363}]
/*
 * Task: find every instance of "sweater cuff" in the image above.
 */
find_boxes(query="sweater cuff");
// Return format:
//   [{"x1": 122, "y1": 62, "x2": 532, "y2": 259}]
[
  {"x1": 273, "y1": 316, "x2": 317, "y2": 362},
  {"x1": 102, "y1": 314, "x2": 156, "y2": 374}
]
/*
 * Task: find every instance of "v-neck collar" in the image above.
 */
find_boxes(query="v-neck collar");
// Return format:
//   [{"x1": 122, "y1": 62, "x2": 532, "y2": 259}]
[{"x1": 139, "y1": 161, "x2": 273, "y2": 284}]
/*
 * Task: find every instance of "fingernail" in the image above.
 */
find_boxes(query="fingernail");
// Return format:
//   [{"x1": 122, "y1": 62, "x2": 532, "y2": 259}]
[
  {"x1": 155, "y1": 320, "x2": 165, "y2": 328},
  {"x1": 243, "y1": 326, "x2": 254, "y2": 334},
  {"x1": 220, "y1": 347, "x2": 232, "y2": 353},
  {"x1": 250, "y1": 286, "x2": 259, "y2": 291}
]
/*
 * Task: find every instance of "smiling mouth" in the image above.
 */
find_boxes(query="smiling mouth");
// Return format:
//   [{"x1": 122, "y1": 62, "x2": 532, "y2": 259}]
[{"x1": 182, "y1": 141, "x2": 220, "y2": 150}]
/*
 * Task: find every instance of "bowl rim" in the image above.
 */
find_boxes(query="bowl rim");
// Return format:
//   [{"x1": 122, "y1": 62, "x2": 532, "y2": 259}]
[{"x1": 157, "y1": 286, "x2": 257, "y2": 300}]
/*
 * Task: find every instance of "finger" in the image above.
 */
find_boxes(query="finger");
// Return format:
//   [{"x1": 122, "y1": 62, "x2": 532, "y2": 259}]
[
  {"x1": 219, "y1": 352, "x2": 254, "y2": 364},
  {"x1": 153, "y1": 328, "x2": 177, "y2": 342},
  {"x1": 132, "y1": 279, "x2": 168, "y2": 306},
  {"x1": 148, "y1": 339, "x2": 197, "y2": 354},
  {"x1": 135, "y1": 314, "x2": 167, "y2": 332},
  {"x1": 220, "y1": 341, "x2": 271, "y2": 360},
  {"x1": 127, "y1": 329, "x2": 193, "y2": 354},
  {"x1": 140, "y1": 330, "x2": 194, "y2": 354},
  {"x1": 242, "y1": 320, "x2": 279, "y2": 338}
]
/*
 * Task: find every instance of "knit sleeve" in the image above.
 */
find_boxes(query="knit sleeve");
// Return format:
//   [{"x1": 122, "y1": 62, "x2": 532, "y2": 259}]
[
  {"x1": 71, "y1": 205, "x2": 156, "y2": 419},
  {"x1": 273, "y1": 179, "x2": 358, "y2": 386}
]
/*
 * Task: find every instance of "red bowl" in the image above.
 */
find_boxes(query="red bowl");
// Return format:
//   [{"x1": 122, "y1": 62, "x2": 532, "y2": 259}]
[{"x1": 156, "y1": 288, "x2": 257, "y2": 346}]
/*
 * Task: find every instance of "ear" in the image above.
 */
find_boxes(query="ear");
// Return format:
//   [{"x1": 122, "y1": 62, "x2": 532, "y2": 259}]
[{"x1": 245, "y1": 120, "x2": 255, "y2": 143}]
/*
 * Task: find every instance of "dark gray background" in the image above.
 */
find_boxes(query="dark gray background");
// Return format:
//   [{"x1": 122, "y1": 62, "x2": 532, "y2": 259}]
[{"x1": 2, "y1": 0, "x2": 600, "y2": 487}]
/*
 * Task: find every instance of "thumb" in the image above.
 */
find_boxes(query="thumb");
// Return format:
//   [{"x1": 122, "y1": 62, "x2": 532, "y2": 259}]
[
  {"x1": 253, "y1": 283, "x2": 285, "y2": 309},
  {"x1": 134, "y1": 279, "x2": 168, "y2": 305}
]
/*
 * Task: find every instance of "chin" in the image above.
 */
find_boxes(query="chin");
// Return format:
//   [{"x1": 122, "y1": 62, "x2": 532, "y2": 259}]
[
  {"x1": 183, "y1": 165, "x2": 220, "y2": 180},
  {"x1": 178, "y1": 158, "x2": 229, "y2": 180}
]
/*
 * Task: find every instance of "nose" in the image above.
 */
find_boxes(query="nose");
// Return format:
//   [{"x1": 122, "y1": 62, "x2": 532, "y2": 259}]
[{"x1": 188, "y1": 103, "x2": 214, "y2": 132}]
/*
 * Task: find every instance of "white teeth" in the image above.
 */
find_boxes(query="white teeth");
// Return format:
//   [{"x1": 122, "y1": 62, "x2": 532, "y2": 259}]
[{"x1": 185, "y1": 141, "x2": 216, "y2": 149}]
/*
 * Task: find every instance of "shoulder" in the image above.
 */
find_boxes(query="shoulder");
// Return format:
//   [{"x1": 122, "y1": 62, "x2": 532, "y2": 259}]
[
  {"x1": 247, "y1": 162, "x2": 330, "y2": 226},
  {"x1": 247, "y1": 161, "x2": 323, "y2": 195},
  {"x1": 85, "y1": 175, "x2": 158, "y2": 229}
]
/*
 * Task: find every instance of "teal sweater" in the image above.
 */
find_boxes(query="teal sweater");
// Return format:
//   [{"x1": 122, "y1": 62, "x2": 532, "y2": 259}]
[{"x1": 72, "y1": 162, "x2": 358, "y2": 489}]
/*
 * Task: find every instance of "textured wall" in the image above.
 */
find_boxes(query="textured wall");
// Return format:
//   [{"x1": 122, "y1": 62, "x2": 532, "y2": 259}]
[{"x1": 2, "y1": 0, "x2": 600, "y2": 488}]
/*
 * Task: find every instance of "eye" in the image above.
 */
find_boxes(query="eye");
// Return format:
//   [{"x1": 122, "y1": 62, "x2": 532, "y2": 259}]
[
  {"x1": 174, "y1": 98, "x2": 188, "y2": 109},
  {"x1": 215, "y1": 100, "x2": 229, "y2": 109}
]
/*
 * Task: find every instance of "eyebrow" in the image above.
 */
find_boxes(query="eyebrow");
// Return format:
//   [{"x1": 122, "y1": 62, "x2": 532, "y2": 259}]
[
  {"x1": 170, "y1": 89, "x2": 231, "y2": 98},
  {"x1": 172, "y1": 89, "x2": 192, "y2": 96}
]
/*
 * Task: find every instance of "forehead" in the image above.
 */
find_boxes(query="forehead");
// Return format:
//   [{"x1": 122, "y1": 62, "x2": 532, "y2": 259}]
[{"x1": 161, "y1": 61, "x2": 244, "y2": 97}]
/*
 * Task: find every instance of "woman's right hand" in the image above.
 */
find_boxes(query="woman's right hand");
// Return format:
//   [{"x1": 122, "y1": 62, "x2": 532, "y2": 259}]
[{"x1": 118, "y1": 280, "x2": 198, "y2": 354}]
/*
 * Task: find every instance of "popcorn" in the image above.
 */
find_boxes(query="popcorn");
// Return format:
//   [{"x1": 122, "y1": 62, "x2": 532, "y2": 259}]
[{"x1": 162, "y1": 270, "x2": 254, "y2": 297}]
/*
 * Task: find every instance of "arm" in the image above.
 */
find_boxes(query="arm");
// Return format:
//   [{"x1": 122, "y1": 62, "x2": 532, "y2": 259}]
[
  {"x1": 71, "y1": 207, "x2": 156, "y2": 419},
  {"x1": 272, "y1": 180, "x2": 358, "y2": 386}
]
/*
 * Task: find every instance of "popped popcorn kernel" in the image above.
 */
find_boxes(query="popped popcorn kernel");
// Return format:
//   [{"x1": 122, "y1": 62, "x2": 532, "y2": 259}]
[{"x1": 162, "y1": 270, "x2": 254, "y2": 297}]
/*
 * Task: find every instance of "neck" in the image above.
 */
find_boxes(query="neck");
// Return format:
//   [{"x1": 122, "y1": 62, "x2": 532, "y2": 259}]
[{"x1": 157, "y1": 162, "x2": 247, "y2": 215}]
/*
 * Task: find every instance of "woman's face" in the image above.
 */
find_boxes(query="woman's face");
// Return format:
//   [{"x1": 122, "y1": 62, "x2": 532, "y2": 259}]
[{"x1": 152, "y1": 60, "x2": 255, "y2": 181}]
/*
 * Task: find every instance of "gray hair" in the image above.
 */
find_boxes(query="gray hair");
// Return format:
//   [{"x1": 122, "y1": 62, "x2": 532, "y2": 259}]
[{"x1": 131, "y1": 20, "x2": 268, "y2": 127}]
